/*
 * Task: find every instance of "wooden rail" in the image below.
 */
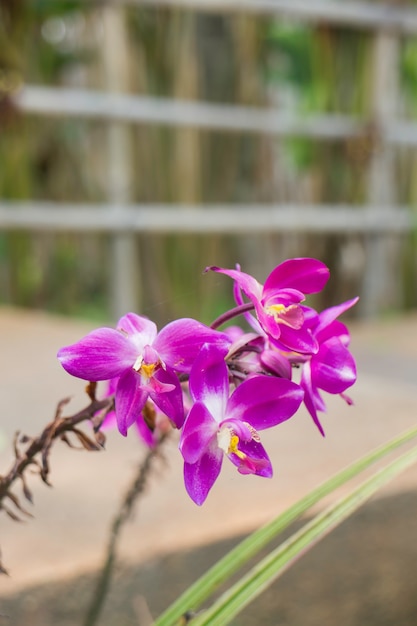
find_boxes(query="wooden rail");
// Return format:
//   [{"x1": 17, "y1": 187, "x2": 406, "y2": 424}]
[
  {"x1": 100, "y1": 0, "x2": 417, "y2": 34},
  {"x1": 0, "y1": 202, "x2": 412, "y2": 234}
]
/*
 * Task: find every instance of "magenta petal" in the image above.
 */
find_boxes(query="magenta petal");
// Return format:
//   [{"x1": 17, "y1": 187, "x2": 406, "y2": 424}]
[
  {"x1": 179, "y1": 402, "x2": 218, "y2": 464},
  {"x1": 116, "y1": 313, "x2": 157, "y2": 346},
  {"x1": 228, "y1": 438, "x2": 273, "y2": 478},
  {"x1": 208, "y1": 267, "x2": 263, "y2": 302},
  {"x1": 312, "y1": 338, "x2": 357, "y2": 394},
  {"x1": 260, "y1": 349, "x2": 292, "y2": 379},
  {"x1": 263, "y1": 258, "x2": 329, "y2": 297},
  {"x1": 58, "y1": 328, "x2": 137, "y2": 381},
  {"x1": 227, "y1": 375, "x2": 304, "y2": 430},
  {"x1": 134, "y1": 414, "x2": 157, "y2": 448},
  {"x1": 115, "y1": 370, "x2": 148, "y2": 436},
  {"x1": 315, "y1": 297, "x2": 359, "y2": 335},
  {"x1": 154, "y1": 318, "x2": 230, "y2": 373},
  {"x1": 149, "y1": 367, "x2": 185, "y2": 429},
  {"x1": 183, "y1": 447, "x2": 223, "y2": 506},
  {"x1": 188, "y1": 343, "x2": 229, "y2": 418},
  {"x1": 300, "y1": 365, "x2": 326, "y2": 436},
  {"x1": 316, "y1": 320, "x2": 350, "y2": 347},
  {"x1": 273, "y1": 324, "x2": 319, "y2": 354}
]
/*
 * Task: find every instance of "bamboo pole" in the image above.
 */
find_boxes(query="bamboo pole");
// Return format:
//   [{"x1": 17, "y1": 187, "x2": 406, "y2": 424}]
[
  {"x1": 101, "y1": 6, "x2": 140, "y2": 319},
  {"x1": 362, "y1": 30, "x2": 400, "y2": 317}
]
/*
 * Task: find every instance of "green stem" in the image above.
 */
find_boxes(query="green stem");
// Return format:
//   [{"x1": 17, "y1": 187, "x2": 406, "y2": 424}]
[
  {"x1": 154, "y1": 425, "x2": 417, "y2": 626},
  {"x1": 191, "y1": 441, "x2": 417, "y2": 625}
]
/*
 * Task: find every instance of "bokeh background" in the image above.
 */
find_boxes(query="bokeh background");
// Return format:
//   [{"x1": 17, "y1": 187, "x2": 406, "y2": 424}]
[
  {"x1": 1, "y1": 2, "x2": 417, "y2": 625},
  {"x1": 2, "y1": 0, "x2": 417, "y2": 325}
]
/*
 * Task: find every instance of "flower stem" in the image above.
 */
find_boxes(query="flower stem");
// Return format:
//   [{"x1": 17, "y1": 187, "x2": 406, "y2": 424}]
[{"x1": 210, "y1": 303, "x2": 254, "y2": 330}]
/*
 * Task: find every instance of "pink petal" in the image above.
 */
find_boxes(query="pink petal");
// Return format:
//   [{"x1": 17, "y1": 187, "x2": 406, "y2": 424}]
[
  {"x1": 311, "y1": 338, "x2": 357, "y2": 394},
  {"x1": 263, "y1": 258, "x2": 330, "y2": 298},
  {"x1": 300, "y1": 361, "x2": 326, "y2": 436},
  {"x1": 155, "y1": 318, "x2": 230, "y2": 373},
  {"x1": 315, "y1": 297, "x2": 359, "y2": 335},
  {"x1": 316, "y1": 320, "x2": 350, "y2": 347},
  {"x1": 179, "y1": 402, "x2": 218, "y2": 464},
  {"x1": 188, "y1": 343, "x2": 229, "y2": 419},
  {"x1": 272, "y1": 324, "x2": 319, "y2": 354},
  {"x1": 149, "y1": 367, "x2": 185, "y2": 429},
  {"x1": 226, "y1": 375, "x2": 304, "y2": 430},
  {"x1": 58, "y1": 328, "x2": 137, "y2": 381},
  {"x1": 207, "y1": 266, "x2": 263, "y2": 302},
  {"x1": 260, "y1": 349, "x2": 292, "y2": 379},
  {"x1": 183, "y1": 447, "x2": 223, "y2": 506},
  {"x1": 116, "y1": 313, "x2": 157, "y2": 352},
  {"x1": 115, "y1": 369, "x2": 148, "y2": 436},
  {"x1": 134, "y1": 414, "x2": 157, "y2": 448},
  {"x1": 228, "y1": 438, "x2": 272, "y2": 478}
]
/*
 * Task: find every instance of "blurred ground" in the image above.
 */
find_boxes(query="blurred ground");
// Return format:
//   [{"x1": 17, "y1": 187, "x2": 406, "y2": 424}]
[{"x1": 0, "y1": 307, "x2": 416, "y2": 624}]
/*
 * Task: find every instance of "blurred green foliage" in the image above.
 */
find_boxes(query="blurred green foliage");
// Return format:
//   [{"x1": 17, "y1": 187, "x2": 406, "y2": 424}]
[{"x1": 1, "y1": 2, "x2": 417, "y2": 320}]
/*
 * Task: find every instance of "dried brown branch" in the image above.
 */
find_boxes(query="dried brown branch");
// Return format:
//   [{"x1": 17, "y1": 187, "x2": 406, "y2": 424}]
[{"x1": 0, "y1": 382, "x2": 114, "y2": 528}]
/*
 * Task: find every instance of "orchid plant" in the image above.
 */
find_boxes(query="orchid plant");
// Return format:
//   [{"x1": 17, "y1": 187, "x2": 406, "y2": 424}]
[
  {"x1": 57, "y1": 257, "x2": 358, "y2": 505},
  {"x1": 2, "y1": 256, "x2": 417, "y2": 626}
]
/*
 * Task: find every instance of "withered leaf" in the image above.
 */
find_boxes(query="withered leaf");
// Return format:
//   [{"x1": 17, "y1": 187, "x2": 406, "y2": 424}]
[
  {"x1": 72, "y1": 428, "x2": 102, "y2": 452},
  {"x1": 3, "y1": 506, "x2": 24, "y2": 523},
  {"x1": 21, "y1": 477, "x2": 34, "y2": 504},
  {"x1": 95, "y1": 430, "x2": 106, "y2": 448},
  {"x1": 5, "y1": 492, "x2": 33, "y2": 518}
]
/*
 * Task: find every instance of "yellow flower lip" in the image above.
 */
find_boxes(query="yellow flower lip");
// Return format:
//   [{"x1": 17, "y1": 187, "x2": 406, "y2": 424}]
[
  {"x1": 217, "y1": 427, "x2": 247, "y2": 460},
  {"x1": 217, "y1": 423, "x2": 261, "y2": 461},
  {"x1": 133, "y1": 355, "x2": 159, "y2": 382},
  {"x1": 264, "y1": 302, "x2": 304, "y2": 329},
  {"x1": 140, "y1": 362, "x2": 157, "y2": 378}
]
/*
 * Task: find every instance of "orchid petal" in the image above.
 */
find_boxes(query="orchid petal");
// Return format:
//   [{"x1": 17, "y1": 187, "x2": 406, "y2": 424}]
[
  {"x1": 316, "y1": 320, "x2": 350, "y2": 346},
  {"x1": 116, "y1": 313, "x2": 157, "y2": 350},
  {"x1": 188, "y1": 343, "x2": 228, "y2": 418},
  {"x1": 58, "y1": 328, "x2": 137, "y2": 381},
  {"x1": 271, "y1": 323, "x2": 319, "y2": 355},
  {"x1": 207, "y1": 266, "x2": 263, "y2": 302},
  {"x1": 264, "y1": 287, "x2": 305, "y2": 307},
  {"x1": 315, "y1": 297, "x2": 359, "y2": 335},
  {"x1": 134, "y1": 414, "x2": 157, "y2": 448},
  {"x1": 154, "y1": 318, "x2": 230, "y2": 373},
  {"x1": 311, "y1": 338, "x2": 357, "y2": 394},
  {"x1": 149, "y1": 367, "x2": 185, "y2": 429},
  {"x1": 263, "y1": 258, "x2": 330, "y2": 297},
  {"x1": 179, "y1": 402, "x2": 218, "y2": 464},
  {"x1": 183, "y1": 447, "x2": 223, "y2": 506},
  {"x1": 300, "y1": 361, "x2": 326, "y2": 436},
  {"x1": 228, "y1": 438, "x2": 273, "y2": 478},
  {"x1": 115, "y1": 370, "x2": 148, "y2": 436},
  {"x1": 260, "y1": 349, "x2": 292, "y2": 379},
  {"x1": 233, "y1": 279, "x2": 263, "y2": 332},
  {"x1": 226, "y1": 375, "x2": 303, "y2": 430}
]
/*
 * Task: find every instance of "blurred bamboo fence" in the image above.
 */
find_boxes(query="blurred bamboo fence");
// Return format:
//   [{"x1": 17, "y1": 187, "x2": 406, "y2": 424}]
[{"x1": 1, "y1": 0, "x2": 417, "y2": 320}]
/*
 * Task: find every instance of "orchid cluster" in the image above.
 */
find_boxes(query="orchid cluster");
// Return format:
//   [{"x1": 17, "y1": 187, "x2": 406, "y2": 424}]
[{"x1": 58, "y1": 258, "x2": 358, "y2": 505}]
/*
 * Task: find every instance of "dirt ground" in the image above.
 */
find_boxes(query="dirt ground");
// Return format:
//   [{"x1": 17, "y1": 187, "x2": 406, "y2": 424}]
[{"x1": 0, "y1": 307, "x2": 416, "y2": 625}]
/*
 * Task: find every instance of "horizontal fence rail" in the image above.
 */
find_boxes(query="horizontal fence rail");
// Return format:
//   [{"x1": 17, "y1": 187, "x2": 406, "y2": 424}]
[
  {"x1": 16, "y1": 86, "x2": 363, "y2": 140},
  {"x1": 0, "y1": 202, "x2": 413, "y2": 235},
  {"x1": 111, "y1": 0, "x2": 417, "y2": 35},
  {"x1": 14, "y1": 86, "x2": 417, "y2": 146}
]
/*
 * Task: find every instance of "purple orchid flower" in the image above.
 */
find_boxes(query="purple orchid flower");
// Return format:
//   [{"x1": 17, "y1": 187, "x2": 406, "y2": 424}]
[
  {"x1": 208, "y1": 258, "x2": 329, "y2": 354},
  {"x1": 298, "y1": 297, "x2": 359, "y2": 436},
  {"x1": 101, "y1": 381, "x2": 171, "y2": 448},
  {"x1": 179, "y1": 343, "x2": 304, "y2": 505},
  {"x1": 58, "y1": 313, "x2": 230, "y2": 436}
]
